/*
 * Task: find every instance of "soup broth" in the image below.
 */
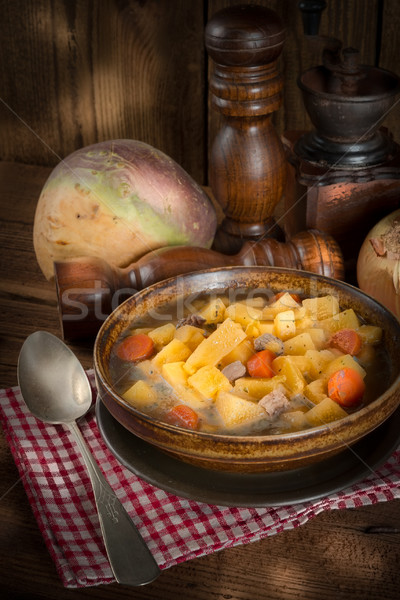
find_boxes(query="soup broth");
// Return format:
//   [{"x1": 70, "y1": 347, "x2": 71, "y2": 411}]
[{"x1": 109, "y1": 288, "x2": 388, "y2": 436}]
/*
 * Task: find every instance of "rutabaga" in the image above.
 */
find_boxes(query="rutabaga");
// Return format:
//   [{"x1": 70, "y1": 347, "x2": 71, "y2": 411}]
[{"x1": 33, "y1": 139, "x2": 217, "y2": 280}]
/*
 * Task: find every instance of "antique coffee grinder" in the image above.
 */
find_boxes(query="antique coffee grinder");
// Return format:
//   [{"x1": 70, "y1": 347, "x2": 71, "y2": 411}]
[{"x1": 283, "y1": 0, "x2": 400, "y2": 278}]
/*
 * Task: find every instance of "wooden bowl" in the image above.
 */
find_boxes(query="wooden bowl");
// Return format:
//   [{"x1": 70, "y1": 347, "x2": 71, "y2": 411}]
[{"x1": 93, "y1": 267, "x2": 400, "y2": 473}]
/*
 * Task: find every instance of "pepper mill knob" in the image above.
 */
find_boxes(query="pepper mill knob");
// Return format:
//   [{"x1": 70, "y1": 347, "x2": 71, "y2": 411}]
[
  {"x1": 205, "y1": 4, "x2": 287, "y2": 252},
  {"x1": 298, "y1": 0, "x2": 326, "y2": 36}
]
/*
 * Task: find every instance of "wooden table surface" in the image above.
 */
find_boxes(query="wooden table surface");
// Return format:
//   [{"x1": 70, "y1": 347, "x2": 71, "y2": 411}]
[{"x1": 0, "y1": 161, "x2": 399, "y2": 600}]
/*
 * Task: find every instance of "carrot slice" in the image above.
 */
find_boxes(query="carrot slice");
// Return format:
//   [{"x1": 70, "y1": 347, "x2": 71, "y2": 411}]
[
  {"x1": 328, "y1": 367, "x2": 365, "y2": 407},
  {"x1": 329, "y1": 328, "x2": 362, "y2": 356},
  {"x1": 166, "y1": 404, "x2": 199, "y2": 430},
  {"x1": 115, "y1": 333, "x2": 155, "y2": 362},
  {"x1": 247, "y1": 349, "x2": 276, "y2": 378}
]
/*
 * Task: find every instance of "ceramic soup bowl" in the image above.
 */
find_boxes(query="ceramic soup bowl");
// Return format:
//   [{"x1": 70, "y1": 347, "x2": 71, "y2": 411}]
[{"x1": 94, "y1": 266, "x2": 400, "y2": 473}]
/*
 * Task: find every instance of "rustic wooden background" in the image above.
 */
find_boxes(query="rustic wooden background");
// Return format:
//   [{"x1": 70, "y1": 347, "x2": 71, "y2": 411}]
[
  {"x1": 1, "y1": 5, "x2": 400, "y2": 599},
  {"x1": 1, "y1": 0, "x2": 400, "y2": 186}
]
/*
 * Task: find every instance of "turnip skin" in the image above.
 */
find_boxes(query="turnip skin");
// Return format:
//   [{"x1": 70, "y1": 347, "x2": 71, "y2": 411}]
[{"x1": 34, "y1": 140, "x2": 217, "y2": 280}]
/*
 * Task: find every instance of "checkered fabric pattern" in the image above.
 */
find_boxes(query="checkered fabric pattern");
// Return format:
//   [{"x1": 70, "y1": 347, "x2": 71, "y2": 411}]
[{"x1": 0, "y1": 370, "x2": 399, "y2": 588}]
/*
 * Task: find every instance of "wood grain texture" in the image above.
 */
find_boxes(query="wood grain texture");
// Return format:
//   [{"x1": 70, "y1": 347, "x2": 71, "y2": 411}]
[
  {"x1": 0, "y1": 160, "x2": 399, "y2": 599},
  {"x1": 379, "y1": 0, "x2": 400, "y2": 141},
  {"x1": 0, "y1": 0, "x2": 206, "y2": 181},
  {"x1": 207, "y1": 0, "x2": 400, "y2": 168},
  {"x1": 1, "y1": 0, "x2": 400, "y2": 187}
]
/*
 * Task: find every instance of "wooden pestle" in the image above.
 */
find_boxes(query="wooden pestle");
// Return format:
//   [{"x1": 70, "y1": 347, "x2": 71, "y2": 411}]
[{"x1": 54, "y1": 229, "x2": 344, "y2": 341}]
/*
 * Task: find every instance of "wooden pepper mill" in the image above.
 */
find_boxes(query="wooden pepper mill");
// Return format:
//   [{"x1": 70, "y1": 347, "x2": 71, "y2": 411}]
[
  {"x1": 205, "y1": 4, "x2": 287, "y2": 253},
  {"x1": 54, "y1": 230, "x2": 343, "y2": 341}
]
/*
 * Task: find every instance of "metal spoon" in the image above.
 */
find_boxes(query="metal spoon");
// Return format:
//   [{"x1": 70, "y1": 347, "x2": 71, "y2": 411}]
[{"x1": 17, "y1": 330, "x2": 161, "y2": 586}]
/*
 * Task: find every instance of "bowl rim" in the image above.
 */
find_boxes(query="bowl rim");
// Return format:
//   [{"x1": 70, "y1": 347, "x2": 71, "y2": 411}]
[{"x1": 94, "y1": 265, "x2": 400, "y2": 444}]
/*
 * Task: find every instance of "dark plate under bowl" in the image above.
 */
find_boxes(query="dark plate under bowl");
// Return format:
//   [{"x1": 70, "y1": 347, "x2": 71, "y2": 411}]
[{"x1": 96, "y1": 398, "x2": 400, "y2": 507}]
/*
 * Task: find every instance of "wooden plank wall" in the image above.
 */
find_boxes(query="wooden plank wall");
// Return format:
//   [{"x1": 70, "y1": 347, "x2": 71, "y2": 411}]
[{"x1": 0, "y1": 0, "x2": 399, "y2": 186}]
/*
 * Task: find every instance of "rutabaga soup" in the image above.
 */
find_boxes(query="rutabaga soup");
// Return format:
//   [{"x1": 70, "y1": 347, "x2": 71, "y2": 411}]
[{"x1": 109, "y1": 289, "x2": 387, "y2": 435}]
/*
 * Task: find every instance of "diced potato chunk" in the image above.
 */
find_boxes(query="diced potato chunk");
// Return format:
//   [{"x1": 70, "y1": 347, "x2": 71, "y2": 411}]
[
  {"x1": 274, "y1": 310, "x2": 296, "y2": 340},
  {"x1": 322, "y1": 353, "x2": 366, "y2": 380},
  {"x1": 220, "y1": 338, "x2": 254, "y2": 367},
  {"x1": 294, "y1": 316, "x2": 314, "y2": 332},
  {"x1": 215, "y1": 390, "x2": 265, "y2": 429},
  {"x1": 271, "y1": 292, "x2": 301, "y2": 309},
  {"x1": 302, "y1": 295, "x2": 340, "y2": 321},
  {"x1": 245, "y1": 321, "x2": 261, "y2": 339},
  {"x1": 272, "y1": 356, "x2": 307, "y2": 396},
  {"x1": 357, "y1": 324, "x2": 383, "y2": 345},
  {"x1": 303, "y1": 379, "x2": 328, "y2": 404},
  {"x1": 356, "y1": 344, "x2": 376, "y2": 368},
  {"x1": 271, "y1": 292, "x2": 300, "y2": 310},
  {"x1": 262, "y1": 293, "x2": 300, "y2": 319},
  {"x1": 280, "y1": 410, "x2": 309, "y2": 431},
  {"x1": 134, "y1": 359, "x2": 155, "y2": 375},
  {"x1": 257, "y1": 321, "x2": 275, "y2": 335},
  {"x1": 148, "y1": 323, "x2": 176, "y2": 349},
  {"x1": 174, "y1": 324, "x2": 205, "y2": 351},
  {"x1": 161, "y1": 361, "x2": 188, "y2": 386},
  {"x1": 129, "y1": 327, "x2": 152, "y2": 335},
  {"x1": 288, "y1": 355, "x2": 312, "y2": 374},
  {"x1": 184, "y1": 318, "x2": 247, "y2": 375},
  {"x1": 161, "y1": 361, "x2": 211, "y2": 410},
  {"x1": 293, "y1": 306, "x2": 307, "y2": 320},
  {"x1": 304, "y1": 349, "x2": 337, "y2": 380},
  {"x1": 283, "y1": 332, "x2": 316, "y2": 355},
  {"x1": 225, "y1": 302, "x2": 263, "y2": 326},
  {"x1": 231, "y1": 389, "x2": 259, "y2": 402},
  {"x1": 319, "y1": 309, "x2": 360, "y2": 334},
  {"x1": 188, "y1": 365, "x2": 231, "y2": 399},
  {"x1": 242, "y1": 296, "x2": 267, "y2": 308},
  {"x1": 233, "y1": 375, "x2": 286, "y2": 399},
  {"x1": 198, "y1": 297, "x2": 226, "y2": 324},
  {"x1": 134, "y1": 359, "x2": 161, "y2": 382},
  {"x1": 305, "y1": 396, "x2": 348, "y2": 426},
  {"x1": 300, "y1": 328, "x2": 330, "y2": 350},
  {"x1": 123, "y1": 380, "x2": 158, "y2": 408},
  {"x1": 152, "y1": 339, "x2": 192, "y2": 370}
]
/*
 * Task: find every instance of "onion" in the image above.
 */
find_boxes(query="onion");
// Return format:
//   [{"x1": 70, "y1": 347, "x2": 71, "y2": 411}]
[
  {"x1": 33, "y1": 140, "x2": 217, "y2": 280},
  {"x1": 357, "y1": 209, "x2": 400, "y2": 319}
]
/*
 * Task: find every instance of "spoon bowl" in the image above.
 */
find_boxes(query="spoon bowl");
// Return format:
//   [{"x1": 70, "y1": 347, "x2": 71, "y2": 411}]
[
  {"x1": 17, "y1": 331, "x2": 161, "y2": 586},
  {"x1": 18, "y1": 331, "x2": 92, "y2": 423}
]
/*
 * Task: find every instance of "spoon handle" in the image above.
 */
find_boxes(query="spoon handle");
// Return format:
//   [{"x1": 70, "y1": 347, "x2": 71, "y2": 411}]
[{"x1": 67, "y1": 421, "x2": 161, "y2": 586}]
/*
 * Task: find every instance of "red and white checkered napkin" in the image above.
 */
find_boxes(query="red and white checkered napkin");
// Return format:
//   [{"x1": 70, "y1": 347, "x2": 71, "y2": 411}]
[{"x1": 0, "y1": 371, "x2": 399, "y2": 589}]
